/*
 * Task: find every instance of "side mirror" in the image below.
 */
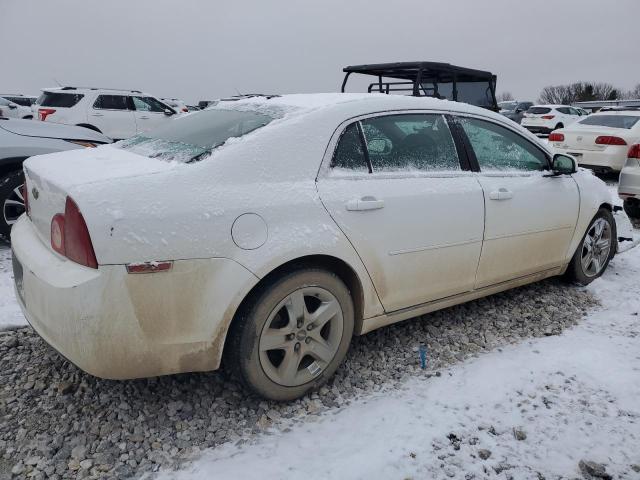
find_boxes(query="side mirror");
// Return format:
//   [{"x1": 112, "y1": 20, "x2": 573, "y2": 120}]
[
  {"x1": 552, "y1": 154, "x2": 577, "y2": 175},
  {"x1": 8, "y1": 103, "x2": 17, "y2": 110},
  {"x1": 164, "y1": 108, "x2": 175, "y2": 116}
]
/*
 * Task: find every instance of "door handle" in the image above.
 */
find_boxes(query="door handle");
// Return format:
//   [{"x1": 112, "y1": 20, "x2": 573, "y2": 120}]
[
  {"x1": 139, "y1": 115, "x2": 150, "y2": 119},
  {"x1": 91, "y1": 113, "x2": 104, "y2": 117},
  {"x1": 489, "y1": 188, "x2": 513, "y2": 201},
  {"x1": 345, "y1": 196, "x2": 385, "y2": 211}
]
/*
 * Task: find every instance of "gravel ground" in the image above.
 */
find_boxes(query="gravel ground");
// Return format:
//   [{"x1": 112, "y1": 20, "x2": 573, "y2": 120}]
[{"x1": 0, "y1": 277, "x2": 598, "y2": 479}]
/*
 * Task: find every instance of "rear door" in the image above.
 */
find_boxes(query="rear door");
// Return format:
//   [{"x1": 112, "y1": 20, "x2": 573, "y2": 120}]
[
  {"x1": 89, "y1": 95, "x2": 137, "y2": 139},
  {"x1": 456, "y1": 115, "x2": 579, "y2": 288},
  {"x1": 132, "y1": 96, "x2": 173, "y2": 134},
  {"x1": 317, "y1": 112, "x2": 485, "y2": 312}
]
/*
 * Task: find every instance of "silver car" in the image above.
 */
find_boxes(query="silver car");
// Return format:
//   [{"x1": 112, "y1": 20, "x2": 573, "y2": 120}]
[{"x1": 0, "y1": 118, "x2": 111, "y2": 239}]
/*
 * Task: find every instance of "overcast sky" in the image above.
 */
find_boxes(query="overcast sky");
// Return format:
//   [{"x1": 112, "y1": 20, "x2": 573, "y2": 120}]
[{"x1": 1, "y1": 0, "x2": 638, "y2": 103}]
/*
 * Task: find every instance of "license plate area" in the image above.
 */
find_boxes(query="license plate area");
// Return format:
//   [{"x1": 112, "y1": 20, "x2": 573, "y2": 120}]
[{"x1": 12, "y1": 252, "x2": 25, "y2": 305}]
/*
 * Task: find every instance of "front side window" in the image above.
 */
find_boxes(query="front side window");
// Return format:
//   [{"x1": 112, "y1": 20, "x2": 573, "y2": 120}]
[
  {"x1": 360, "y1": 114, "x2": 460, "y2": 172},
  {"x1": 93, "y1": 95, "x2": 130, "y2": 110},
  {"x1": 459, "y1": 117, "x2": 548, "y2": 171},
  {"x1": 133, "y1": 96, "x2": 168, "y2": 113}
]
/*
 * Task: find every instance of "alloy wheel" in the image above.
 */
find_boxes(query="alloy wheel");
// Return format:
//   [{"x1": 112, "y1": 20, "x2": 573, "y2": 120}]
[
  {"x1": 580, "y1": 217, "x2": 612, "y2": 277},
  {"x1": 258, "y1": 287, "x2": 344, "y2": 387},
  {"x1": 3, "y1": 184, "x2": 25, "y2": 227}
]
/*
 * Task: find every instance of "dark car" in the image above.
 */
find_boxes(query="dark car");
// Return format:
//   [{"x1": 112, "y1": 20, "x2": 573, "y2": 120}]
[{"x1": 499, "y1": 101, "x2": 533, "y2": 124}]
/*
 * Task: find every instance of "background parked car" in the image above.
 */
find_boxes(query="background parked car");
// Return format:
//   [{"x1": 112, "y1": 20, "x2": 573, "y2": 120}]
[
  {"x1": 0, "y1": 97, "x2": 33, "y2": 119},
  {"x1": 0, "y1": 118, "x2": 111, "y2": 239},
  {"x1": 521, "y1": 105, "x2": 582, "y2": 134},
  {"x1": 161, "y1": 98, "x2": 189, "y2": 113},
  {"x1": 549, "y1": 109, "x2": 640, "y2": 173},
  {"x1": 618, "y1": 144, "x2": 640, "y2": 220},
  {"x1": 34, "y1": 87, "x2": 178, "y2": 140},
  {"x1": 498, "y1": 101, "x2": 533, "y2": 124}
]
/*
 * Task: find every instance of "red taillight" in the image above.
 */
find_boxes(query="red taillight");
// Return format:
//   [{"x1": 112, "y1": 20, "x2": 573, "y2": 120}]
[
  {"x1": 50, "y1": 197, "x2": 98, "y2": 268},
  {"x1": 549, "y1": 133, "x2": 565, "y2": 142},
  {"x1": 629, "y1": 144, "x2": 640, "y2": 159},
  {"x1": 181, "y1": 107, "x2": 188, "y2": 112},
  {"x1": 38, "y1": 108, "x2": 56, "y2": 121},
  {"x1": 595, "y1": 136, "x2": 627, "y2": 146},
  {"x1": 51, "y1": 214, "x2": 65, "y2": 255},
  {"x1": 541, "y1": 115, "x2": 555, "y2": 120}
]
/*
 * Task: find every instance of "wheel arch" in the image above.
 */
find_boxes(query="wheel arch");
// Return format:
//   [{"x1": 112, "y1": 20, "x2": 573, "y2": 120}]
[
  {"x1": 76, "y1": 123, "x2": 102, "y2": 133},
  {"x1": 219, "y1": 254, "x2": 366, "y2": 368},
  {"x1": 0, "y1": 157, "x2": 27, "y2": 179}
]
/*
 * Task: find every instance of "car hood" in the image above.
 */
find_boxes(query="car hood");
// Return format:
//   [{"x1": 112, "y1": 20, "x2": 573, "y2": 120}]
[{"x1": 0, "y1": 118, "x2": 111, "y2": 143}]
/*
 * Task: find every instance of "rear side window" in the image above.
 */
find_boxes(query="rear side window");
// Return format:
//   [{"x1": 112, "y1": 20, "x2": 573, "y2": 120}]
[
  {"x1": 361, "y1": 114, "x2": 460, "y2": 172},
  {"x1": 578, "y1": 115, "x2": 640, "y2": 129},
  {"x1": 527, "y1": 107, "x2": 551, "y2": 114},
  {"x1": 332, "y1": 123, "x2": 368, "y2": 172},
  {"x1": 6, "y1": 97, "x2": 33, "y2": 107},
  {"x1": 556, "y1": 107, "x2": 571, "y2": 114},
  {"x1": 93, "y1": 95, "x2": 130, "y2": 110},
  {"x1": 459, "y1": 117, "x2": 548, "y2": 171},
  {"x1": 37, "y1": 92, "x2": 84, "y2": 108}
]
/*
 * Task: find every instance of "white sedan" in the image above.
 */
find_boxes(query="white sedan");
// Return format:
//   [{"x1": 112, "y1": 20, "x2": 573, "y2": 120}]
[
  {"x1": 12, "y1": 94, "x2": 616, "y2": 400},
  {"x1": 550, "y1": 109, "x2": 640, "y2": 173}
]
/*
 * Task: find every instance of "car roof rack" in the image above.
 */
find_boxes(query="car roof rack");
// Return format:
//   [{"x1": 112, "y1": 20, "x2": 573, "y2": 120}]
[
  {"x1": 57, "y1": 86, "x2": 143, "y2": 94},
  {"x1": 217, "y1": 94, "x2": 281, "y2": 101},
  {"x1": 341, "y1": 61, "x2": 498, "y2": 111}
]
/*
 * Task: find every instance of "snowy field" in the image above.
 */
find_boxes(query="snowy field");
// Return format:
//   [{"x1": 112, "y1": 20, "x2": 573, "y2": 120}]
[{"x1": 161, "y1": 246, "x2": 640, "y2": 480}]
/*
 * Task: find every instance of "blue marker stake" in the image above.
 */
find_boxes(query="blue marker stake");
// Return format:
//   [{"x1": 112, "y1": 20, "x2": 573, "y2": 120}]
[{"x1": 419, "y1": 344, "x2": 427, "y2": 370}]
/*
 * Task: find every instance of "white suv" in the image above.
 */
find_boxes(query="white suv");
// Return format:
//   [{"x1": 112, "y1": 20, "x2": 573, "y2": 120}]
[
  {"x1": 521, "y1": 105, "x2": 582, "y2": 135},
  {"x1": 34, "y1": 87, "x2": 177, "y2": 139}
]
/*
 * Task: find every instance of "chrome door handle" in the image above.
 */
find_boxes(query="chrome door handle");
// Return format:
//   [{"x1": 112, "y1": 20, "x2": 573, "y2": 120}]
[
  {"x1": 139, "y1": 116, "x2": 150, "y2": 119},
  {"x1": 91, "y1": 113, "x2": 104, "y2": 117},
  {"x1": 345, "y1": 196, "x2": 385, "y2": 211},
  {"x1": 489, "y1": 188, "x2": 513, "y2": 201}
]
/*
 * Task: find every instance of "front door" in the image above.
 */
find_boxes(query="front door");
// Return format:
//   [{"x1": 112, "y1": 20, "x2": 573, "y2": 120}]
[
  {"x1": 89, "y1": 94, "x2": 137, "y2": 140},
  {"x1": 132, "y1": 96, "x2": 173, "y2": 134},
  {"x1": 317, "y1": 113, "x2": 485, "y2": 312},
  {"x1": 457, "y1": 116, "x2": 580, "y2": 288}
]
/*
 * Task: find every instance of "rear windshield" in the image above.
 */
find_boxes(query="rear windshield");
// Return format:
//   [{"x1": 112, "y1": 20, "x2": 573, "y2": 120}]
[
  {"x1": 578, "y1": 115, "x2": 640, "y2": 129},
  {"x1": 527, "y1": 107, "x2": 552, "y2": 114},
  {"x1": 5, "y1": 97, "x2": 34, "y2": 107},
  {"x1": 117, "y1": 108, "x2": 274, "y2": 163},
  {"x1": 37, "y1": 92, "x2": 84, "y2": 108},
  {"x1": 499, "y1": 101, "x2": 518, "y2": 111}
]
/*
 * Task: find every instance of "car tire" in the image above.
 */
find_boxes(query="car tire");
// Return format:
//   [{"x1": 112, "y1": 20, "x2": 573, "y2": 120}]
[
  {"x1": 623, "y1": 198, "x2": 640, "y2": 221},
  {"x1": 225, "y1": 268, "x2": 354, "y2": 401},
  {"x1": 565, "y1": 208, "x2": 616, "y2": 285},
  {"x1": 0, "y1": 170, "x2": 25, "y2": 241}
]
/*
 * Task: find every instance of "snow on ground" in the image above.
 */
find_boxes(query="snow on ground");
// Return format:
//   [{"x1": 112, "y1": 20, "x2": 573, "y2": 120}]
[
  {"x1": 162, "y1": 247, "x2": 640, "y2": 480},
  {"x1": 0, "y1": 244, "x2": 27, "y2": 330}
]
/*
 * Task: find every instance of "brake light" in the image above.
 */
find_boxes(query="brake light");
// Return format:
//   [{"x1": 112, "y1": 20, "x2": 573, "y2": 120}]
[
  {"x1": 50, "y1": 197, "x2": 98, "y2": 268},
  {"x1": 549, "y1": 133, "x2": 565, "y2": 142},
  {"x1": 38, "y1": 108, "x2": 56, "y2": 121},
  {"x1": 629, "y1": 144, "x2": 640, "y2": 159},
  {"x1": 541, "y1": 115, "x2": 555, "y2": 120},
  {"x1": 595, "y1": 136, "x2": 627, "y2": 146}
]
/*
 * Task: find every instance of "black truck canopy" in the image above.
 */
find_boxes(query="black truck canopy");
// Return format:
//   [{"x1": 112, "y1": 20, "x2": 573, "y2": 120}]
[{"x1": 341, "y1": 61, "x2": 498, "y2": 111}]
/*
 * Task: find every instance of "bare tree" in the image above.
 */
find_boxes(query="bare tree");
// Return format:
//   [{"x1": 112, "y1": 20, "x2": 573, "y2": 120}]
[
  {"x1": 497, "y1": 91, "x2": 514, "y2": 102},
  {"x1": 624, "y1": 84, "x2": 640, "y2": 99},
  {"x1": 539, "y1": 82, "x2": 621, "y2": 104}
]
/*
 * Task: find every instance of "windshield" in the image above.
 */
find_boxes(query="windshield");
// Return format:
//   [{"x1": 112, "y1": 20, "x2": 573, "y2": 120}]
[
  {"x1": 578, "y1": 115, "x2": 640, "y2": 129},
  {"x1": 117, "y1": 108, "x2": 274, "y2": 162},
  {"x1": 499, "y1": 101, "x2": 518, "y2": 111}
]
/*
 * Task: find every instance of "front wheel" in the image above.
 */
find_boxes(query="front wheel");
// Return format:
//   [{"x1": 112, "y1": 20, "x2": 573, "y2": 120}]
[
  {"x1": 565, "y1": 208, "x2": 616, "y2": 285},
  {"x1": 226, "y1": 268, "x2": 354, "y2": 401},
  {"x1": 0, "y1": 170, "x2": 25, "y2": 240}
]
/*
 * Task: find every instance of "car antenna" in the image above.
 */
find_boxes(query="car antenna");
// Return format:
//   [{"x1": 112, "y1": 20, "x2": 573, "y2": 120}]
[{"x1": 53, "y1": 78, "x2": 63, "y2": 87}]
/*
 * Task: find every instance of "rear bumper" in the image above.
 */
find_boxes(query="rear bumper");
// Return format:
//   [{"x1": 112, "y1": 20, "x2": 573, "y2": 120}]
[
  {"x1": 522, "y1": 125, "x2": 554, "y2": 135},
  {"x1": 554, "y1": 147, "x2": 627, "y2": 172},
  {"x1": 11, "y1": 215, "x2": 258, "y2": 379},
  {"x1": 619, "y1": 165, "x2": 640, "y2": 198}
]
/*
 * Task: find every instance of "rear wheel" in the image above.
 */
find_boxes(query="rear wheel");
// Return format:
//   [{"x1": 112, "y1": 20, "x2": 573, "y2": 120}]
[
  {"x1": 226, "y1": 268, "x2": 354, "y2": 401},
  {"x1": 565, "y1": 208, "x2": 616, "y2": 285},
  {"x1": 0, "y1": 170, "x2": 25, "y2": 240}
]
